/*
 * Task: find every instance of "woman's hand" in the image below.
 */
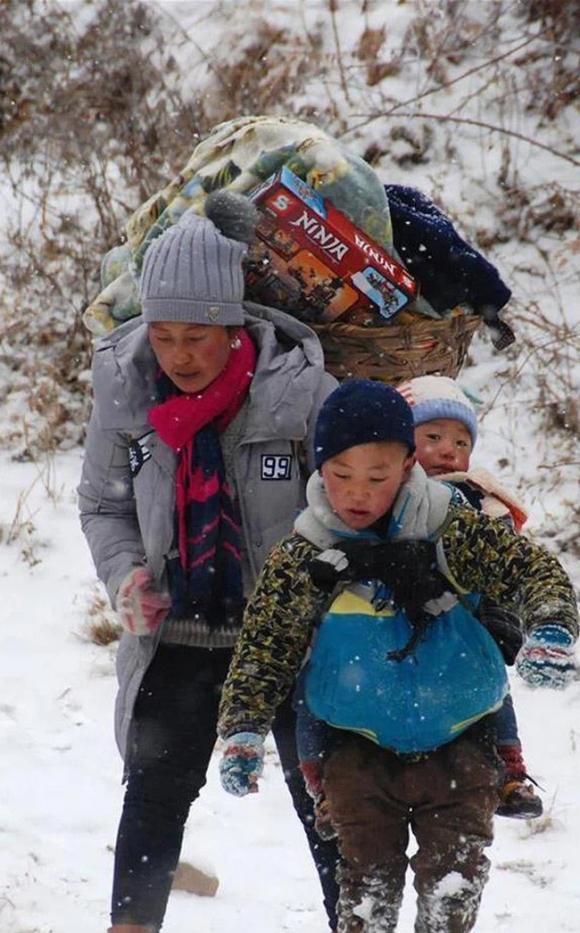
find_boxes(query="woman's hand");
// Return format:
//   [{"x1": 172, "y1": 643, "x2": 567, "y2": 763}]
[{"x1": 116, "y1": 567, "x2": 172, "y2": 636}]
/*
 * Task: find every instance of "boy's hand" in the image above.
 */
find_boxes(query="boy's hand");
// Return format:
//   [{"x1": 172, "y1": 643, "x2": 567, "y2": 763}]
[
  {"x1": 516, "y1": 624, "x2": 576, "y2": 688},
  {"x1": 219, "y1": 732, "x2": 265, "y2": 796},
  {"x1": 116, "y1": 567, "x2": 172, "y2": 636}
]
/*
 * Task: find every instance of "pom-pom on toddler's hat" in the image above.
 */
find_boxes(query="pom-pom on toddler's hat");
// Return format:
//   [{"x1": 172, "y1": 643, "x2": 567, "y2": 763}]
[
  {"x1": 139, "y1": 190, "x2": 258, "y2": 326},
  {"x1": 314, "y1": 379, "x2": 416, "y2": 470},
  {"x1": 397, "y1": 375, "x2": 478, "y2": 446}
]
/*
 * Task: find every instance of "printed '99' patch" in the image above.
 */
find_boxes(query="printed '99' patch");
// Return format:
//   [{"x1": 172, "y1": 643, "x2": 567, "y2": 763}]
[{"x1": 261, "y1": 454, "x2": 293, "y2": 480}]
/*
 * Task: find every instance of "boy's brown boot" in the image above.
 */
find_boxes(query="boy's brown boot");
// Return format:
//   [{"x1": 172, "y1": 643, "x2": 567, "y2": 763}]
[
  {"x1": 496, "y1": 745, "x2": 543, "y2": 819},
  {"x1": 314, "y1": 794, "x2": 338, "y2": 841}
]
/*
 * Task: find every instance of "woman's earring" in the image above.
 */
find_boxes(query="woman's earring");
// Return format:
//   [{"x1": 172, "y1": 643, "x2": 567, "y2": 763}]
[{"x1": 230, "y1": 336, "x2": 242, "y2": 350}]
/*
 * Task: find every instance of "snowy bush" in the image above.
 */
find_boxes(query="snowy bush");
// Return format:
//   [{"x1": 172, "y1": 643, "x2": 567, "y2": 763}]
[{"x1": 0, "y1": 0, "x2": 577, "y2": 536}]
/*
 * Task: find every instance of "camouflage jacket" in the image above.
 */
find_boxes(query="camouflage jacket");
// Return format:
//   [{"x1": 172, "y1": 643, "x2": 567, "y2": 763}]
[{"x1": 217, "y1": 504, "x2": 578, "y2": 739}]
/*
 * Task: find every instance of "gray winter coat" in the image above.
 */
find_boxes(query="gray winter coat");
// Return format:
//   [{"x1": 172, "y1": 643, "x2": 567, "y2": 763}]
[{"x1": 79, "y1": 301, "x2": 336, "y2": 758}]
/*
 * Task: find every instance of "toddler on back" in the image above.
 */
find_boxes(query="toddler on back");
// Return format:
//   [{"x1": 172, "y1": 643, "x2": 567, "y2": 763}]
[
  {"x1": 398, "y1": 375, "x2": 544, "y2": 818},
  {"x1": 401, "y1": 375, "x2": 527, "y2": 529}
]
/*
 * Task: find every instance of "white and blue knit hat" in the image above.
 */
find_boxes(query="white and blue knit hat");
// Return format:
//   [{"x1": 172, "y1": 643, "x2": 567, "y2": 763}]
[{"x1": 397, "y1": 375, "x2": 478, "y2": 446}]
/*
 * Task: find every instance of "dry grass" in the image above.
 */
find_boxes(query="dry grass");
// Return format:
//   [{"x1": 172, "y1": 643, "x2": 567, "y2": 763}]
[
  {"x1": 518, "y1": 792, "x2": 565, "y2": 838},
  {"x1": 77, "y1": 589, "x2": 122, "y2": 646}
]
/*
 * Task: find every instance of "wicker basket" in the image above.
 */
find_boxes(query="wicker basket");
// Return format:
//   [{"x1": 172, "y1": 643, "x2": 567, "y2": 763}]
[{"x1": 310, "y1": 313, "x2": 481, "y2": 385}]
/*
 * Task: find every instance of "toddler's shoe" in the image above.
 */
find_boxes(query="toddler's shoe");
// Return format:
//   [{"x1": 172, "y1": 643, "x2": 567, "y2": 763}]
[
  {"x1": 314, "y1": 795, "x2": 338, "y2": 841},
  {"x1": 496, "y1": 777, "x2": 543, "y2": 819}
]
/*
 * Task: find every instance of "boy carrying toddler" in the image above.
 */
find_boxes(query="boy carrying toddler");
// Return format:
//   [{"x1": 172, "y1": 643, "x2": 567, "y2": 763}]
[
  {"x1": 217, "y1": 379, "x2": 577, "y2": 933},
  {"x1": 294, "y1": 373, "x2": 546, "y2": 835}
]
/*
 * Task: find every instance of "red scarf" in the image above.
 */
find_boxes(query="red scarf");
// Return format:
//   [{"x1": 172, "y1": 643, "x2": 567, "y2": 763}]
[{"x1": 148, "y1": 329, "x2": 256, "y2": 624}]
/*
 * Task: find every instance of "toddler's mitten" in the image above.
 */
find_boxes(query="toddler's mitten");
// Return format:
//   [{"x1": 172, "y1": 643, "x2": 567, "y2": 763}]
[
  {"x1": 220, "y1": 732, "x2": 265, "y2": 797},
  {"x1": 308, "y1": 549, "x2": 350, "y2": 592},
  {"x1": 310, "y1": 541, "x2": 453, "y2": 623},
  {"x1": 340, "y1": 538, "x2": 434, "y2": 581},
  {"x1": 340, "y1": 539, "x2": 450, "y2": 619},
  {"x1": 116, "y1": 567, "x2": 172, "y2": 636},
  {"x1": 516, "y1": 624, "x2": 576, "y2": 688},
  {"x1": 313, "y1": 794, "x2": 338, "y2": 841}
]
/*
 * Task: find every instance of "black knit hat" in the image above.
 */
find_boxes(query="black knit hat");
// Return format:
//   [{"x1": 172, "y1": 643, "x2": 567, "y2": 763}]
[{"x1": 314, "y1": 379, "x2": 416, "y2": 469}]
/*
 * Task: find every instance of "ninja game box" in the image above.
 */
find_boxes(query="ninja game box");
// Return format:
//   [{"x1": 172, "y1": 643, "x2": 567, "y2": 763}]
[{"x1": 246, "y1": 166, "x2": 417, "y2": 325}]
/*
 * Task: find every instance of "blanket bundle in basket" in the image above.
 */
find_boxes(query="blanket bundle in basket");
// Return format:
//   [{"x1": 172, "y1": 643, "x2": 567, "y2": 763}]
[{"x1": 83, "y1": 114, "x2": 513, "y2": 353}]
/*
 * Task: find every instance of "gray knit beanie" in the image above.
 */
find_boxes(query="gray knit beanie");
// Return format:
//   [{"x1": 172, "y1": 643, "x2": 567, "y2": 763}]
[{"x1": 139, "y1": 190, "x2": 258, "y2": 326}]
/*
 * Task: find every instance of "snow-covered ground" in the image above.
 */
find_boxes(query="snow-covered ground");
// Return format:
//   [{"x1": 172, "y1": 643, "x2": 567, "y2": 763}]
[
  {"x1": 1, "y1": 437, "x2": 578, "y2": 933},
  {"x1": 1, "y1": 2, "x2": 578, "y2": 930}
]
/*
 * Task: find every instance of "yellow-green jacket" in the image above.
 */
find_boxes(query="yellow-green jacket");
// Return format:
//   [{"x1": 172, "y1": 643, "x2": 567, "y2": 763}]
[{"x1": 218, "y1": 471, "x2": 577, "y2": 740}]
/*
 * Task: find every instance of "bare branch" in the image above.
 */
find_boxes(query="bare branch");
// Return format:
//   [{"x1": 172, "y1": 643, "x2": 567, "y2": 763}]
[
  {"x1": 342, "y1": 110, "x2": 580, "y2": 168},
  {"x1": 376, "y1": 26, "x2": 551, "y2": 118}
]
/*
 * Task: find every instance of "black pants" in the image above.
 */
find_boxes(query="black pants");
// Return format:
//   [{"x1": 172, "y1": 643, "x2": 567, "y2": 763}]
[{"x1": 111, "y1": 644, "x2": 339, "y2": 930}]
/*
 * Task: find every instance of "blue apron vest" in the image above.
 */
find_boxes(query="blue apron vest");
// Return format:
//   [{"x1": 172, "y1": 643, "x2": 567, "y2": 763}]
[{"x1": 304, "y1": 586, "x2": 507, "y2": 753}]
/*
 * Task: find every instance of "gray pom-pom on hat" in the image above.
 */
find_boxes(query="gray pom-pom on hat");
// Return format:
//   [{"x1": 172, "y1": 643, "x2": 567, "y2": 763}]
[
  {"x1": 205, "y1": 189, "x2": 258, "y2": 244},
  {"x1": 139, "y1": 190, "x2": 258, "y2": 326}
]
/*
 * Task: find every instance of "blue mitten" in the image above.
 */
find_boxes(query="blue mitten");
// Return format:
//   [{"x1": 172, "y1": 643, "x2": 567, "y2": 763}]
[
  {"x1": 220, "y1": 732, "x2": 265, "y2": 797},
  {"x1": 516, "y1": 624, "x2": 576, "y2": 688}
]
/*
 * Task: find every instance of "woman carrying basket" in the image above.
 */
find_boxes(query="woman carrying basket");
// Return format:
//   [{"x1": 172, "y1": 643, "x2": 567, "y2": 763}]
[{"x1": 78, "y1": 191, "x2": 339, "y2": 932}]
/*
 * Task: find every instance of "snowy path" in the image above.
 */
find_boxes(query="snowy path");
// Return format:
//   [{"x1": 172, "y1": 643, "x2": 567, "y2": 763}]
[{"x1": 1, "y1": 451, "x2": 579, "y2": 932}]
